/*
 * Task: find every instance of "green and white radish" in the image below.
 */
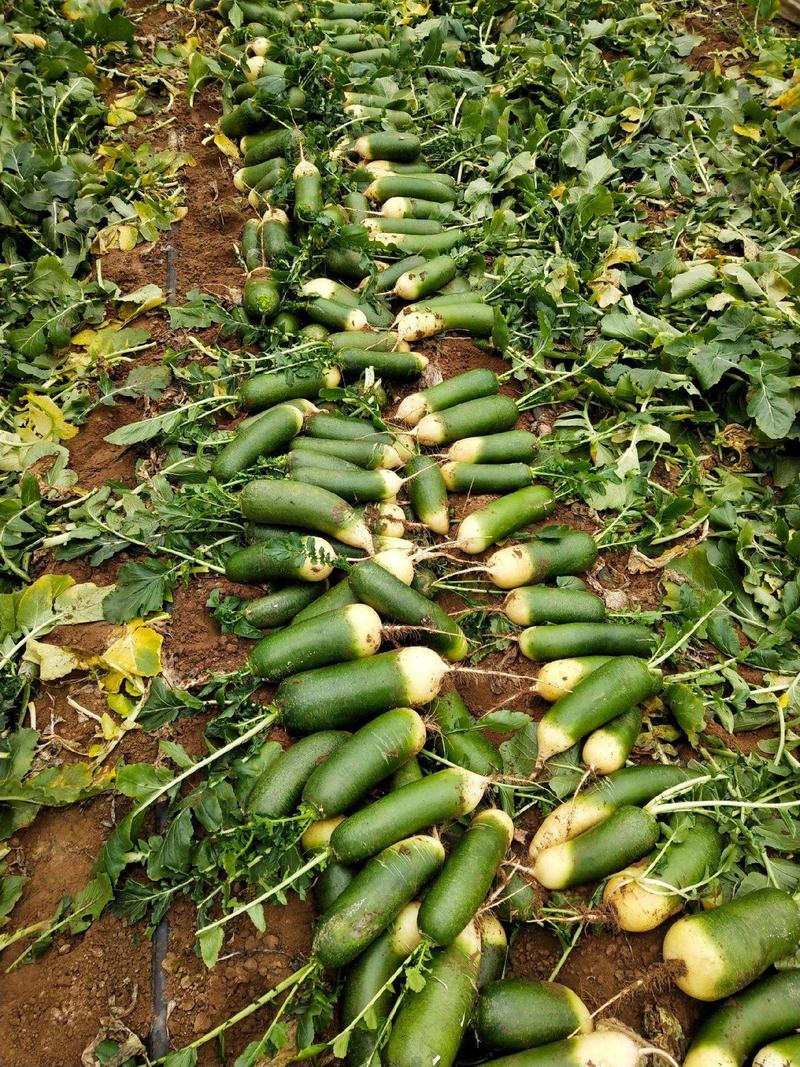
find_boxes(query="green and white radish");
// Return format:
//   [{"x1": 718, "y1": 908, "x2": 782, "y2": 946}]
[
  {"x1": 225, "y1": 535, "x2": 334, "y2": 583},
  {"x1": 292, "y1": 548, "x2": 414, "y2": 622},
  {"x1": 397, "y1": 368, "x2": 499, "y2": 427},
  {"x1": 494, "y1": 870, "x2": 541, "y2": 924},
  {"x1": 242, "y1": 271, "x2": 282, "y2": 321},
  {"x1": 370, "y1": 229, "x2": 464, "y2": 256},
  {"x1": 247, "y1": 732, "x2": 349, "y2": 817},
  {"x1": 417, "y1": 395, "x2": 519, "y2": 447},
  {"x1": 243, "y1": 581, "x2": 328, "y2": 628},
  {"x1": 476, "y1": 978, "x2": 593, "y2": 1052},
  {"x1": 293, "y1": 159, "x2": 322, "y2": 220},
  {"x1": 534, "y1": 656, "x2": 612, "y2": 701},
  {"x1": 394, "y1": 254, "x2": 457, "y2": 300},
  {"x1": 456, "y1": 485, "x2": 555, "y2": 554},
  {"x1": 428, "y1": 691, "x2": 502, "y2": 775},
  {"x1": 330, "y1": 766, "x2": 488, "y2": 864},
  {"x1": 447, "y1": 430, "x2": 538, "y2": 464},
  {"x1": 405, "y1": 453, "x2": 450, "y2": 535},
  {"x1": 683, "y1": 970, "x2": 800, "y2": 1067},
  {"x1": 239, "y1": 365, "x2": 340, "y2": 411},
  {"x1": 341, "y1": 902, "x2": 422, "y2": 1067},
  {"x1": 477, "y1": 1032, "x2": 641, "y2": 1067},
  {"x1": 582, "y1": 706, "x2": 642, "y2": 774},
  {"x1": 336, "y1": 346, "x2": 429, "y2": 379},
  {"x1": 395, "y1": 301, "x2": 494, "y2": 342},
  {"x1": 382, "y1": 196, "x2": 454, "y2": 220},
  {"x1": 478, "y1": 914, "x2": 508, "y2": 989},
  {"x1": 328, "y1": 330, "x2": 410, "y2": 351},
  {"x1": 305, "y1": 411, "x2": 388, "y2": 443},
  {"x1": 487, "y1": 530, "x2": 598, "y2": 589},
  {"x1": 505, "y1": 587, "x2": 606, "y2": 627},
  {"x1": 292, "y1": 434, "x2": 403, "y2": 469},
  {"x1": 212, "y1": 402, "x2": 303, "y2": 481},
  {"x1": 442, "y1": 462, "x2": 535, "y2": 494},
  {"x1": 249, "y1": 603, "x2": 382, "y2": 680},
  {"x1": 365, "y1": 174, "x2": 454, "y2": 204},
  {"x1": 247, "y1": 522, "x2": 366, "y2": 560},
  {"x1": 536, "y1": 656, "x2": 662, "y2": 764},
  {"x1": 276, "y1": 646, "x2": 448, "y2": 733},
  {"x1": 305, "y1": 296, "x2": 369, "y2": 331},
  {"x1": 519, "y1": 622, "x2": 655, "y2": 662},
  {"x1": 302, "y1": 707, "x2": 427, "y2": 818},
  {"x1": 349, "y1": 558, "x2": 469, "y2": 660},
  {"x1": 314, "y1": 835, "x2": 444, "y2": 968},
  {"x1": 385, "y1": 920, "x2": 482, "y2": 1067},
  {"x1": 353, "y1": 132, "x2": 421, "y2": 162},
  {"x1": 603, "y1": 816, "x2": 723, "y2": 932},
  {"x1": 260, "y1": 207, "x2": 292, "y2": 259},
  {"x1": 292, "y1": 464, "x2": 402, "y2": 503},
  {"x1": 240, "y1": 479, "x2": 374, "y2": 552},
  {"x1": 365, "y1": 217, "x2": 444, "y2": 236},
  {"x1": 418, "y1": 809, "x2": 513, "y2": 945},
  {"x1": 530, "y1": 764, "x2": 697, "y2": 856},
  {"x1": 532, "y1": 805, "x2": 659, "y2": 890},
  {"x1": 663, "y1": 887, "x2": 800, "y2": 1001},
  {"x1": 754, "y1": 1036, "x2": 800, "y2": 1067}
]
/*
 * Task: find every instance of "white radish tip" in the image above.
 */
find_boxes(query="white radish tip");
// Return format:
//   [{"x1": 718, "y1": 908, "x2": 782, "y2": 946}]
[
  {"x1": 346, "y1": 309, "x2": 369, "y2": 331},
  {"x1": 293, "y1": 159, "x2": 320, "y2": 179},
  {"x1": 531, "y1": 843, "x2": 570, "y2": 891},
  {"x1": 380, "y1": 471, "x2": 404, "y2": 498},
  {"x1": 391, "y1": 901, "x2": 423, "y2": 956},
  {"x1": 486, "y1": 545, "x2": 530, "y2": 589},
  {"x1": 322, "y1": 366, "x2": 342, "y2": 388},
  {"x1": 416, "y1": 413, "x2": 445, "y2": 447},
  {"x1": 346, "y1": 603, "x2": 383, "y2": 655},
  {"x1": 354, "y1": 136, "x2": 371, "y2": 159},
  {"x1": 582, "y1": 732, "x2": 625, "y2": 776},
  {"x1": 455, "y1": 515, "x2": 487, "y2": 556},
  {"x1": 381, "y1": 196, "x2": 407, "y2": 219},
  {"x1": 503, "y1": 590, "x2": 527, "y2": 625},
  {"x1": 301, "y1": 815, "x2": 344, "y2": 852},
  {"x1": 536, "y1": 719, "x2": 574, "y2": 766},
  {"x1": 398, "y1": 646, "x2": 448, "y2": 705},
  {"x1": 447, "y1": 438, "x2": 478, "y2": 462},
  {"x1": 373, "y1": 548, "x2": 414, "y2": 585},
  {"x1": 395, "y1": 392, "x2": 428, "y2": 426}
]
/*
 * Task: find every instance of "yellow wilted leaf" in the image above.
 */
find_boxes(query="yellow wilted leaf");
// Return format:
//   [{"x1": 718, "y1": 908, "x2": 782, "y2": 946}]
[
  {"x1": 397, "y1": 0, "x2": 429, "y2": 20},
  {"x1": 604, "y1": 245, "x2": 640, "y2": 267},
  {"x1": 101, "y1": 621, "x2": 163, "y2": 684},
  {"x1": 733, "y1": 124, "x2": 762, "y2": 141},
  {"x1": 19, "y1": 393, "x2": 78, "y2": 441},
  {"x1": 23, "y1": 639, "x2": 90, "y2": 681},
  {"x1": 13, "y1": 33, "x2": 47, "y2": 48},
  {"x1": 770, "y1": 83, "x2": 800, "y2": 110},
  {"x1": 213, "y1": 132, "x2": 241, "y2": 159}
]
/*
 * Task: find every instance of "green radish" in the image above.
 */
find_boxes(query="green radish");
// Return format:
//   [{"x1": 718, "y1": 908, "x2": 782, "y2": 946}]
[
  {"x1": 754, "y1": 1036, "x2": 800, "y2": 1067},
  {"x1": 306, "y1": 296, "x2": 369, "y2": 331},
  {"x1": 306, "y1": 412, "x2": 390, "y2": 443},
  {"x1": 241, "y1": 218, "x2": 263, "y2": 270},
  {"x1": 241, "y1": 128, "x2": 299, "y2": 167},
  {"x1": 365, "y1": 175, "x2": 455, "y2": 204},
  {"x1": 240, "y1": 479, "x2": 374, "y2": 552},
  {"x1": 530, "y1": 763, "x2": 697, "y2": 856},
  {"x1": 316, "y1": 861, "x2": 355, "y2": 912},
  {"x1": 418, "y1": 809, "x2": 514, "y2": 945},
  {"x1": 346, "y1": 104, "x2": 415, "y2": 128},
  {"x1": 292, "y1": 465, "x2": 402, "y2": 503},
  {"x1": 336, "y1": 346, "x2": 429, "y2": 378},
  {"x1": 293, "y1": 434, "x2": 402, "y2": 469},
  {"x1": 354, "y1": 132, "x2": 421, "y2": 162},
  {"x1": 456, "y1": 485, "x2": 554, "y2": 555},
  {"x1": 663, "y1": 888, "x2": 800, "y2": 1001},
  {"x1": 313, "y1": 835, "x2": 444, "y2": 967},
  {"x1": 603, "y1": 815, "x2": 723, "y2": 932},
  {"x1": 287, "y1": 450, "x2": 362, "y2": 475},
  {"x1": 397, "y1": 370, "x2": 498, "y2": 426},
  {"x1": 401, "y1": 292, "x2": 486, "y2": 313},
  {"x1": 505, "y1": 588, "x2": 606, "y2": 627},
  {"x1": 302, "y1": 707, "x2": 427, "y2": 818},
  {"x1": 487, "y1": 530, "x2": 598, "y2": 589},
  {"x1": 392, "y1": 301, "x2": 494, "y2": 343},
  {"x1": 330, "y1": 766, "x2": 488, "y2": 864},
  {"x1": 302, "y1": 277, "x2": 360, "y2": 304},
  {"x1": 249, "y1": 603, "x2": 382, "y2": 680},
  {"x1": 683, "y1": 970, "x2": 800, "y2": 1067},
  {"x1": 212, "y1": 403, "x2": 303, "y2": 481},
  {"x1": 260, "y1": 207, "x2": 292, "y2": 259},
  {"x1": 349, "y1": 558, "x2": 469, "y2": 661},
  {"x1": 371, "y1": 229, "x2": 464, "y2": 256},
  {"x1": 328, "y1": 330, "x2": 410, "y2": 351},
  {"x1": 519, "y1": 622, "x2": 655, "y2": 662},
  {"x1": 382, "y1": 197, "x2": 454, "y2": 220},
  {"x1": 582, "y1": 706, "x2": 642, "y2": 773},
  {"x1": 447, "y1": 430, "x2": 538, "y2": 464},
  {"x1": 293, "y1": 548, "x2": 415, "y2": 623},
  {"x1": 344, "y1": 90, "x2": 408, "y2": 110},
  {"x1": 300, "y1": 322, "x2": 330, "y2": 341},
  {"x1": 247, "y1": 731, "x2": 349, "y2": 817},
  {"x1": 385, "y1": 921, "x2": 482, "y2": 1067},
  {"x1": 325, "y1": 246, "x2": 372, "y2": 281},
  {"x1": 341, "y1": 902, "x2": 422, "y2": 1067},
  {"x1": 428, "y1": 691, "x2": 502, "y2": 775},
  {"x1": 225, "y1": 535, "x2": 334, "y2": 583},
  {"x1": 477, "y1": 1032, "x2": 641, "y2": 1067},
  {"x1": 494, "y1": 870, "x2": 540, "y2": 923},
  {"x1": 276, "y1": 646, "x2": 449, "y2": 733},
  {"x1": 476, "y1": 978, "x2": 593, "y2": 1052},
  {"x1": 329, "y1": 32, "x2": 385, "y2": 52},
  {"x1": 442, "y1": 462, "x2": 534, "y2": 494},
  {"x1": 359, "y1": 161, "x2": 455, "y2": 183},
  {"x1": 405, "y1": 454, "x2": 450, "y2": 535},
  {"x1": 343, "y1": 47, "x2": 391, "y2": 63},
  {"x1": 242, "y1": 582, "x2": 327, "y2": 628},
  {"x1": 417, "y1": 395, "x2": 519, "y2": 447},
  {"x1": 247, "y1": 523, "x2": 367, "y2": 560},
  {"x1": 391, "y1": 756, "x2": 424, "y2": 789},
  {"x1": 239, "y1": 364, "x2": 340, "y2": 411},
  {"x1": 478, "y1": 914, "x2": 508, "y2": 989},
  {"x1": 343, "y1": 189, "x2": 369, "y2": 223},
  {"x1": 532, "y1": 805, "x2": 659, "y2": 890},
  {"x1": 366, "y1": 217, "x2": 443, "y2": 236},
  {"x1": 533, "y1": 653, "x2": 614, "y2": 704},
  {"x1": 536, "y1": 656, "x2": 662, "y2": 764},
  {"x1": 242, "y1": 271, "x2": 281, "y2": 321},
  {"x1": 376, "y1": 254, "x2": 426, "y2": 293},
  {"x1": 393, "y1": 254, "x2": 457, "y2": 300},
  {"x1": 293, "y1": 159, "x2": 322, "y2": 219},
  {"x1": 410, "y1": 565, "x2": 437, "y2": 599}
]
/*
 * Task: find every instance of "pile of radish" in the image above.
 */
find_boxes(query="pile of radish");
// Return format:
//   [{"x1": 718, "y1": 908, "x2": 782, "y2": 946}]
[{"x1": 173, "y1": 0, "x2": 800, "y2": 1064}]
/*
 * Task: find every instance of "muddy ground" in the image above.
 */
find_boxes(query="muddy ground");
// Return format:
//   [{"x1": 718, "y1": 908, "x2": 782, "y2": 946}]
[{"x1": 0, "y1": 2, "x2": 782, "y2": 1064}]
